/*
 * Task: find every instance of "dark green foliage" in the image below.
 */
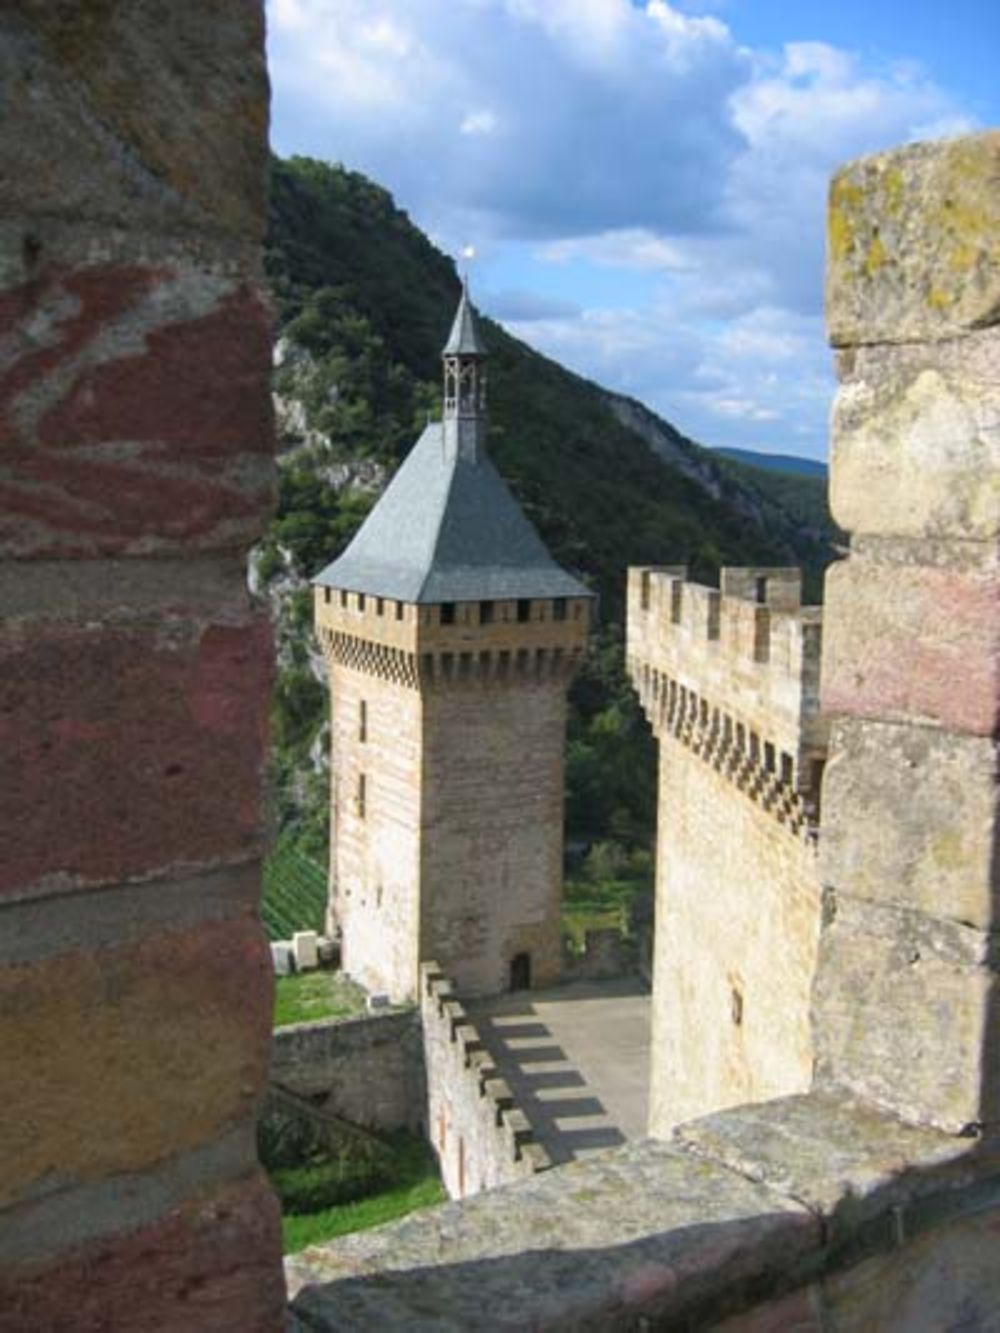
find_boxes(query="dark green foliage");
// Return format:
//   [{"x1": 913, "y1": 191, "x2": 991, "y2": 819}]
[
  {"x1": 270, "y1": 1157, "x2": 392, "y2": 1214},
  {"x1": 267, "y1": 470, "x2": 377, "y2": 584},
  {"x1": 268, "y1": 157, "x2": 457, "y2": 381},
  {"x1": 562, "y1": 842, "x2": 653, "y2": 952},
  {"x1": 566, "y1": 626, "x2": 657, "y2": 845},
  {"x1": 258, "y1": 1107, "x2": 444, "y2": 1253}
]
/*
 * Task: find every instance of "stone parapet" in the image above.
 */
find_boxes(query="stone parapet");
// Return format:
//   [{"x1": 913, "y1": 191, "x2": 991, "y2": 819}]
[
  {"x1": 315, "y1": 587, "x2": 589, "y2": 689},
  {"x1": 628, "y1": 565, "x2": 827, "y2": 832},
  {"x1": 287, "y1": 1092, "x2": 1000, "y2": 1331},
  {"x1": 814, "y1": 131, "x2": 1000, "y2": 1137},
  {"x1": 421, "y1": 963, "x2": 551, "y2": 1199},
  {"x1": 628, "y1": 565, "x2": 826, "y2": 1132}
]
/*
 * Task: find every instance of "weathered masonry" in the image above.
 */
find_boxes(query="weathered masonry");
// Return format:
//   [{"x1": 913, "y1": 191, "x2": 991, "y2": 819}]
[
  {"x1": 314, "y1": 285, "x2": 592, "y2": 1002},
  {"x1": 0, "y1": 5, "x2": 284, "y2": 1327},
  {"x1": 629, "y1": 566, "x2": 828, "y2": 1132},
  {"x1": 420, "y1": 963, "x2": 550, "y2": 1198}
]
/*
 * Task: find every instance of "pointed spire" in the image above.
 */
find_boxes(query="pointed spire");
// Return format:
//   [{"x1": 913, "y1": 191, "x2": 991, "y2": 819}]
[{"x1": 443, "y1": 277, "x2": 488, "y2": 356}]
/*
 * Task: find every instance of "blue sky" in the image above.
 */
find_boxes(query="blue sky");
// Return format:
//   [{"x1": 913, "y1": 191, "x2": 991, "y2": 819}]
[{"x1": 266, "y1": 0, "x2": 998, "y2": 461}]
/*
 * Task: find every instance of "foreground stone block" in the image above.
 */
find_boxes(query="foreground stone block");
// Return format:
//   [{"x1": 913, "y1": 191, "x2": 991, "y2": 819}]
[
  {"x1": 289, "y1": 1140, "x2": 818, "y2": 1329},
  {"x1": 711, "y1": 1287, "x2": 824, "y2": 1333},
  {"x1": 685, "y1": 1096, "x2": 1000, "y2": 1333},
  {"x1": 0, "y1": 1171, "x2": 284, "y2": 1333},
  {"x1": 827, "y1": 130, "x2": 1000, "y2": 347},
  {"x1": 0, "y1": 256, "x2": 275, "y2": 559},
  {"x1": 830, "y1": 329, "x2": 1000, "y2": 541},
  {"x1": 0, "y1": 917, "x2": 273, "y2": 1209},
  {"x1": 292, "y1": 930, "x2": 319, "y2": 971},
  {"x1": 821, "y1": 554, "x2": 1000, "y2": 736},
  {"x1": 0, "y1": 607, "x2": 272, "y2": 896},
  {"x1": 820, "y1": 1203, "x2": 1000, "y2": 1333},
  {"x1": 821, "y1": 720, "x2": 1000, "y2": 931},
  {"x1": 675, "y1": 1092, "x2": 983, "y2": 1236},
  {"x1": 0, "y1": 3, "x2": 269, "y2": 238},
  {"x1": 811, "y1": 898, "x2": 1000, "y2": 1134}
]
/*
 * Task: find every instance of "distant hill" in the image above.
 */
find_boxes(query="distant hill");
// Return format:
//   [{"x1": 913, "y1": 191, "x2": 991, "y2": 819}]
[
  {"x1": 264, "y1": 156, "x2": 837, "y2": 617},
  {"x1": 714, "y1": 447, "x2": 827, "y2": 479},
  {"x1": 260, "y1": 155, "x2": 840, "y2": 860}
]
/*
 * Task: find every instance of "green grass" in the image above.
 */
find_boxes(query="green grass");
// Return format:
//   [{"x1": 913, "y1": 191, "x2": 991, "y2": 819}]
[
  {"x1": 279, "y1": 1133, "x2": 445, "y2": 1254},
  {"x1": 561, "y1": 875, "x2": 645, "y2": 952},
  {"x1": 274, "y1": 970, "x2": 367, "y2": 1027},
  {"x1": 262, "y1": 843, "x2": 328, "y2": 941}
]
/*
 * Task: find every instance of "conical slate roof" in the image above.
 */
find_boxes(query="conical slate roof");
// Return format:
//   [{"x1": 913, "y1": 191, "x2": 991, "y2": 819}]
[
  {"x1": 313, "y1": 423, "x2": 591, "y2": 603},
  {"x1": 442, "y1": 280, "x2": 488, "y2": 356}
]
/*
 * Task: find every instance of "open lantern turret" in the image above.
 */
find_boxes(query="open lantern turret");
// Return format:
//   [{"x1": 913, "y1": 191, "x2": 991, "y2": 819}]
[{"x1": 442, "y1": 277, "x2": 487, "y2": 462}]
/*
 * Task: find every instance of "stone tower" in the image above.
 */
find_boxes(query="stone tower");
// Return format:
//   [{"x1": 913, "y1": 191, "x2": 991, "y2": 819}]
[
  {"x1": 628, "y1": 565, "x2": 829, "y2": 1133},
  {"x1": 314, "y1": 283, "x2": 592, "y2": 1001}
]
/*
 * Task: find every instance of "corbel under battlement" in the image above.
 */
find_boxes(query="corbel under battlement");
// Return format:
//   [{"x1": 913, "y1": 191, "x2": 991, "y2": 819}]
[{"x1": 627, "y1": 566, "x2": 829, "y2": 836}]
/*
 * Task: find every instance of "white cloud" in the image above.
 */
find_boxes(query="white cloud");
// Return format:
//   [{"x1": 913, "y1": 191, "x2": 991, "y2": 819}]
[
  {"x1": 268, "y1": 0, "x2": 747, "y2": 237},
  {"x1": 267, "y1": 2, "x2": 978, "y2": 457},
  {"x1": 539, "y1": 229, "x2": 692, "y2": 272},
  {"x1": 460, "y1": 109, "x2": 499, "y2": 136}
]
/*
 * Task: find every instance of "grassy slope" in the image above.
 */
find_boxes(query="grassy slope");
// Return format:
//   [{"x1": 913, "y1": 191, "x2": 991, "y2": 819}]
[
  {"x1": 262, "y1": 843, "x2": 328, "y2": 941},
  {"x1": 273, "y1": 971, "x2": 368, "y2": 1028},
  {"x1": 280, "y1": 1133, "x2": 444, "y2": 1254}
]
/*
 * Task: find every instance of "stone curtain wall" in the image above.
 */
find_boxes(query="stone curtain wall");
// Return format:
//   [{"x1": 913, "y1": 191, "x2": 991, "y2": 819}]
[
  {"x1": 421, "y1": 964, "x2": 550, "y2": 1198},
  {"x1": 0, "y1": 6, "x2": 286, "y2": 1330},
  {"x1": 814, "y1": 130, "x2": 1000, "y2": 1134},
  {"x1": 628, "y1": 567, "x2": 826, "y2": 1132},
  {"x1": 271, "y1": 1012, "x2": 426, "y2": 1132}
]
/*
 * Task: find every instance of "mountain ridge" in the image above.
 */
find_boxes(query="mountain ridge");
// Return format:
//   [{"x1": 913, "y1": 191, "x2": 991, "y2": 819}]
[{"x1": 714, "y1": 446, "x2": 827, "y2": 478}]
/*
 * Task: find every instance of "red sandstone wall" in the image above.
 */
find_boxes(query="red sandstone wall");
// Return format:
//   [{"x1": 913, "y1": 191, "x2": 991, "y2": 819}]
[{"x1": 0, "y1": 4, "x2": 285, "y2": 1328}]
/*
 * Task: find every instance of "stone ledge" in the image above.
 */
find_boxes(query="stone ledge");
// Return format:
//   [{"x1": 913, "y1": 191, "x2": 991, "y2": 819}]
[
  {"x1": 674, "y1": 1091, "x2": 997, "y2": 1252},
  {"x1": 288, "y1": 1093, "x2": 1000, "y2": 1330},
  {"x1": 0, "y1": 555, "x2": 256, "y2": 622},
  {"x1": 0, "y1": 861, "x2": 263, "y2": 960},
  {"x1": 288, "y1": 1140, "x2": 819, "y2": 1330}
]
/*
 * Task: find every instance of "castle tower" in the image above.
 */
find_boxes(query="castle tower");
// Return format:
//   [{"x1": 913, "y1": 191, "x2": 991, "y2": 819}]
[
  {"x1": 314, "y1": 283, "x2": 592, "y2": 1001},
  {"x1": 628, "y1": 565, "x2": 829, "y2": 1133}
]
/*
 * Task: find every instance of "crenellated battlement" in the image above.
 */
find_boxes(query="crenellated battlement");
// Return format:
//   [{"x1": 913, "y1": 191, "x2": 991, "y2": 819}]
[
  {"x1": 421, "y1": 962, "x2": 550, "y2": 1198},
  {"x1": 315, "y1": 587, "x2": 589, "y2": 689},
  {"x1": 627, "y1": 565, "x2": 827, "y2": 827}
]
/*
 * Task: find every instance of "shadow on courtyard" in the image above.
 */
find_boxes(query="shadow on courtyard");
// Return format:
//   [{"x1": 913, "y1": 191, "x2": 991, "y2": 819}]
[{"x1": 469, "y1": 978, "x2": 650, "y2": 1165}]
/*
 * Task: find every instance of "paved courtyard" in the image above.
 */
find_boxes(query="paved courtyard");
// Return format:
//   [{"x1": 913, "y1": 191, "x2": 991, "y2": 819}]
[{"x1": 468, "y1": 977, "x2": 651, "y2": 1165}]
